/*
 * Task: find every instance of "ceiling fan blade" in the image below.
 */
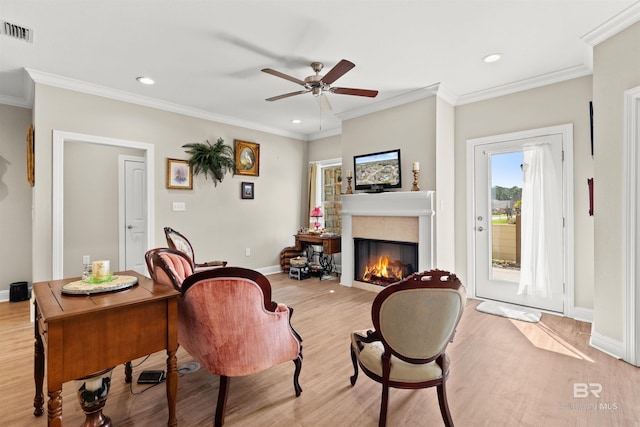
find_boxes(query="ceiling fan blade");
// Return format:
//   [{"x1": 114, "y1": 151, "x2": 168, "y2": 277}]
[
  {"x1": 316, "y1": 93, "x2": 332, "y2": 111},
  {"x1": 321, "y1": 59, "x2": 355, "y2": 85},
  {"x1": 330, "y1": 87, "x2": 379, "y2": 98},
  {"x1": 261, "y1": 68, "x2": 306, "y2": 86},
  {"x1": 266, "y1": 90, "x2": 309, "y2": 102}
]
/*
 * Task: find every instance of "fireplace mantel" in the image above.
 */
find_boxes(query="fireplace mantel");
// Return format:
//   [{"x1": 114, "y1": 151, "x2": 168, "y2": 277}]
[{"x1": 341, "y1": 191, "x2": 435, "y2": 288}]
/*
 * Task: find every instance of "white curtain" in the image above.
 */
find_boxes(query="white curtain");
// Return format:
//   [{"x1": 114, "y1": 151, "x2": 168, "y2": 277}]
[
  {"x1": 307, "y1": 163, "x2": 318, "y2": 229},
  {"x1": 518, "y1": 143, "x2": 562, "y2": 298}
]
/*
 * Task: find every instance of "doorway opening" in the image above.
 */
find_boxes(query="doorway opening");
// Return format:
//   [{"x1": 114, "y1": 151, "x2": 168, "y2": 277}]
[
  {"x1": 466, "y1": 124, "x2": 574, "y2": 315},
  {"x1": 52, "y1": 131, "x2": 155, "y2": 279}
]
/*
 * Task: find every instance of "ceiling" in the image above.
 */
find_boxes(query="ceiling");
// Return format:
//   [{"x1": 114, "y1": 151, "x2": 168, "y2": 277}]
[{"x1": 1, "y1": 1, "x2": 638, "y2": 140}]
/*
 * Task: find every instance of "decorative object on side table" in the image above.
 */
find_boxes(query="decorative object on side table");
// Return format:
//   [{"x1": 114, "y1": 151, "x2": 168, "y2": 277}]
[
  {"x1": 183, "y1": 137, "x2": 236, "y2": 186},
  {"x1": 411, "y1": 161, "x2": 420, "y2": 191},
  {"x1": 345, "y1": 169, "x2": 353, "y2": 194},
  {"x1": 166, "y1": 158, "x2": 193, "y2": 189},
  {"x1": 241, "y1": 181, "x2": 254, "y2": 199},
  {"x1": 310, "y1": 206, "x2": 323, "y2": 230},
  {"x1": 235, "y1": 140, "x2": 260, "y2": 176},
  {"x1": 75, "y1": 367, "x2": 114, "y2": 427}
]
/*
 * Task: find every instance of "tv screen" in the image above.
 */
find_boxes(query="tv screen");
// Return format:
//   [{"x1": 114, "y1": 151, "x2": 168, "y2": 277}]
[{"x1": 353, "y1": 149, "x2": 402, "y2": 192}]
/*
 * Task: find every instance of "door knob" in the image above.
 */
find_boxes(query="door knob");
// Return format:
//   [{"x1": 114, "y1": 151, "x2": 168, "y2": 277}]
[
  {"x1": 127, "y1": 225, "x2": 133, "y2": 229},
  {"x1": 477, "y1": 226, "x2": 484, "y2": 232}
]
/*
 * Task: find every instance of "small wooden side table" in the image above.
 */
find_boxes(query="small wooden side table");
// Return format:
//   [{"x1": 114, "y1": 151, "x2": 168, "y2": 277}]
[{"x1": 33, "y1": 271, "x2": 179, "y2": 427}]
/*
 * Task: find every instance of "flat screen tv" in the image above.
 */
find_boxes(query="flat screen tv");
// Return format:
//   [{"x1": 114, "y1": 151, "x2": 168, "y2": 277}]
[{"x1": 353, "y1": 149, "x2": 402, "y2": 192}]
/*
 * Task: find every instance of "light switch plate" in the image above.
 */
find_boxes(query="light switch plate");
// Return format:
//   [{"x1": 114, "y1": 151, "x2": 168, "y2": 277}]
[{"x1": 172, "y1": 202, "x2": 186, "y2": 212}]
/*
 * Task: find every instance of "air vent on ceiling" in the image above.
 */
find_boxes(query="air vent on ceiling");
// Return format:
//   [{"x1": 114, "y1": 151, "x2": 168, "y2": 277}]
[{"x1": 1, "y1": 20, "x2": 33, "y2": 43}]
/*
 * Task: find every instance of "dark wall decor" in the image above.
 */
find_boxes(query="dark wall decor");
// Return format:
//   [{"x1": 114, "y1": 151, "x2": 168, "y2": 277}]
[
  {"x1": 589, "y1": 101, "x2": 594, "y2": 156},
  {"x1": 588, "y1": 178, "x2": 594, "y2": 216},
  {"x1": 241, "y1": 182, "x2": 254, "y2": 199}
]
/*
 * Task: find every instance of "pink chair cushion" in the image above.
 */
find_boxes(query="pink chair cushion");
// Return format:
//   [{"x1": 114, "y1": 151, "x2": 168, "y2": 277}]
[{"x1": 154, "y1": 253, "x2": 193, "y2": 288}]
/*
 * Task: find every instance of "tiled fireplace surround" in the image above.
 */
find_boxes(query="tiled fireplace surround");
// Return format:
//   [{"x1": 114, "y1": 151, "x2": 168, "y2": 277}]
[{"x1": 340, "y1": 191, "x2": 435, "y2": 291}]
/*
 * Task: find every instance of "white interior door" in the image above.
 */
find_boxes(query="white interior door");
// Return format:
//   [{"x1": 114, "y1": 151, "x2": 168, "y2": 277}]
[
  {"x1": 473, "y1": 134, "x2": 564, "y2": 312},
  {"x1": 121, "y1": 156, "x2": 147, "y2": 274}
]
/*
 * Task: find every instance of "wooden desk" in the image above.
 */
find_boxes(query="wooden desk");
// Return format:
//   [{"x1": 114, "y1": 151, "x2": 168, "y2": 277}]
[
  {"x1": 33, "y1": 271, "x2": 179, "y2": 427},
  {"x1": 294, "y1": 233, "x2": 341, "y2": 254}
]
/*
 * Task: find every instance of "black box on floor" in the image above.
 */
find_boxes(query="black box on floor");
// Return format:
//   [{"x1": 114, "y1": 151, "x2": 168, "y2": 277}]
[
  {"x1": 137, "y1": 370, "x2": 165, "y2": 384},
  {"x1": 9, "y1": 282, "x2": 29, "y2": 302}
]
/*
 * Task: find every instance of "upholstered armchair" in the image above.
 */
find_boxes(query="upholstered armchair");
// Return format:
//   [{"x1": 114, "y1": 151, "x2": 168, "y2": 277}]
[
  {"x1": 146, "y1": 251, "x2": 303, "y2": 426},
  {"x1": 164, "y1": 226, "x2": 227, "y2": 272},
  {"x1": 350, "y1": 269, "x2": 466, "y2": 427}
]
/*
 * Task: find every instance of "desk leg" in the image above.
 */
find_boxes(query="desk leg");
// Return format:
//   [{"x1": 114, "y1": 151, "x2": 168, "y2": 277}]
[
  {"x1": 33, "y1": 303, "x2": 45, "y2": 417},
  {"x1": 166, "y1": 348, "x2": 178, "y2": 427},
  {"x1": 47, "y1": 386, "x2": 63, "y2": 427}
]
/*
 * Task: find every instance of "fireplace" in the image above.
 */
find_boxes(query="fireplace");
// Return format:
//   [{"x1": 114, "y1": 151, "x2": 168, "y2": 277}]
[
  {"x1": 354, "y1": 238, "x2": 418, "y2": 286},
  {"x1": 340, "y1": 191, "x2": 435, "y2": 290}
]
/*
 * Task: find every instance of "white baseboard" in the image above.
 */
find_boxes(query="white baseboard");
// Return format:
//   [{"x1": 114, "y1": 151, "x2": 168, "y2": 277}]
[
  {"x1": 0, "y1": 290, "x2": 8, "y2": 303},
  {"x1": 260, "y1": 265, "x2": 284, "y2": 276},
  {"x1": 571, "y1": 306, "x2": 594, "y2": 323},
  {"x1": 589, "y1": 325, "x2": 624, "y2": 360}
]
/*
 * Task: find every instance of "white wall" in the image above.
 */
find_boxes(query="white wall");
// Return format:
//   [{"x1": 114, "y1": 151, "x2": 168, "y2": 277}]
[
  {"x1": 0, "y1": 104, "x2": 32, "y2": 295},
  {"x1": 342, "y1": 96, "x2": 437, "y2": 193},
  {"x1": 31, "y1": 84, "x2": 306, "y2": 282},
  {"x1": 592, "y1": 21, "x2": 640, "y2": 342},
  {"x1": 435, "y1": 97, "x2": 456, "y2": 270}
]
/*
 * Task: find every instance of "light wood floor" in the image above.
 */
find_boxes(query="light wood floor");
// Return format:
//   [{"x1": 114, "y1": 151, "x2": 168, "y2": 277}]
[{"x1": 1, "y1": 273, "x2": 639, "y2": 426}]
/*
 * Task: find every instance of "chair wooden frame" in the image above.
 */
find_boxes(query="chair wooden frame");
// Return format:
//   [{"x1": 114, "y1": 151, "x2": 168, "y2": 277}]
[
  {"x1": 350, "y1": 269, "x2": 466, "y2": 427},
  {"x1": 164, "y1": 226, "x2": 227, "y2": 270},
  {"x1": 145, "y1": 247, "x2": 193, "y2": 290}
]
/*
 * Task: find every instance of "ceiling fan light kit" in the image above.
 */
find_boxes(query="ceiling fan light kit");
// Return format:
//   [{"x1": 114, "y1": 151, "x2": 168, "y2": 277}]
[{"x1": 262, "y1": 59, "x2": 378, "y2": 108}]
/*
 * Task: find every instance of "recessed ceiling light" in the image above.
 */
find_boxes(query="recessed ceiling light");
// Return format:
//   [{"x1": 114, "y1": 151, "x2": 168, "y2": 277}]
[
  {"x1": 136, "y1": 76, "x2": 155, "y2": 85},
  {"x1": 291, "y1": 119, "x2": 301, "y2": 124},
  {"x1": 483, "y1": 53, "x2": 502, "y2": 63}
]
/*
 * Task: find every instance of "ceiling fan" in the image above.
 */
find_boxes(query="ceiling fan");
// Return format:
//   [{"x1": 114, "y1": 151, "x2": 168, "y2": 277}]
[{"x1": 261, "y1": 59, "x2": 378, "y2": 109}]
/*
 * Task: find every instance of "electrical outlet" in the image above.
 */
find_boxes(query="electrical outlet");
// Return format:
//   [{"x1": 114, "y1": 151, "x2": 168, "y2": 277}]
[
  {"x1": 172, "y1": 202, "x2": 186, "y2": 212},
  {"x1": 245, "y1": 248, "x2": 251, "y2": 257}
]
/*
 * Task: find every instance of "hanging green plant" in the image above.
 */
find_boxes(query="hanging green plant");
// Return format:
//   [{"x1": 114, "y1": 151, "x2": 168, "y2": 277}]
[{"x1": 182, "y1": 137, "x2": 235, "y2": 186}]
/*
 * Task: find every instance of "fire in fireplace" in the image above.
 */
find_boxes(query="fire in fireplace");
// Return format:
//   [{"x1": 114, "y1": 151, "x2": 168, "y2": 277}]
[{"x1": 354, "y1": 238, "x2": 418, "y2": 286}]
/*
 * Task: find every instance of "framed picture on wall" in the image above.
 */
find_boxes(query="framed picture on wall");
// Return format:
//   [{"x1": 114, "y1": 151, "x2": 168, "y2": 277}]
[
  {"x1": 241, "y1": 182, "x2": 254, "y2": 199},
  {"x1": 235, "y1": 140, "x2": 260, "y2": 176},
  {"x1": 26, "y1": 124, "x2": 34, "y2": 187},
  {"x1": 166, "y1": 158, "x2": 193, "y2": 189}
]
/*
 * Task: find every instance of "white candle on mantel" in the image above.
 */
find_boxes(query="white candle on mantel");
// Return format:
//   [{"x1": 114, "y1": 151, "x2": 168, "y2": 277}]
[
  {"x1": 413, "y1": 162, "x2": 420, "y2": 171},
  {"x1": 346, "y1": 169, "x2": 352, "y2": 178}
]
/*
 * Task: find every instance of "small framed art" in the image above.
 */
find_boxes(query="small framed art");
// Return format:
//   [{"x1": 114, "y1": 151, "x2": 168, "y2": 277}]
[
  {"x1": 166, "y1": 158, "x2": 193, "y2": 189},
  {"x1": 26, "y1": 124, "x2": 34, "y2": 187},
  {"x1": 235, "y1": 140, "x2": 260, "y2": 176},
  {"x1": 241, "y1": 182, "x2": 254, "y2": 199}
]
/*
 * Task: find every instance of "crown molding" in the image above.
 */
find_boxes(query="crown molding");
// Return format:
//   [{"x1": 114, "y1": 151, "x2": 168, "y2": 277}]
[
  {"x1": 581, "y1": 1, "x2": 640, "y2": 47},
  {"x1": 456, "y1": 64, "x2": 592, "y2": 106},
  {"x1": 25, "y1": 68, "x2": 307, "y2": 141},
  {"x1": 335, "y1": 84, "x2": 444, "y2": 121},
  {"x1": 307, "y1": 126, "x2": 342, "y2": 142},
  {"x1": 0, "y1": 68, "x2": 34, "y2": 109},
  {"x1": 0, "y1": 93, "x2": 31, "y2": 109}
]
